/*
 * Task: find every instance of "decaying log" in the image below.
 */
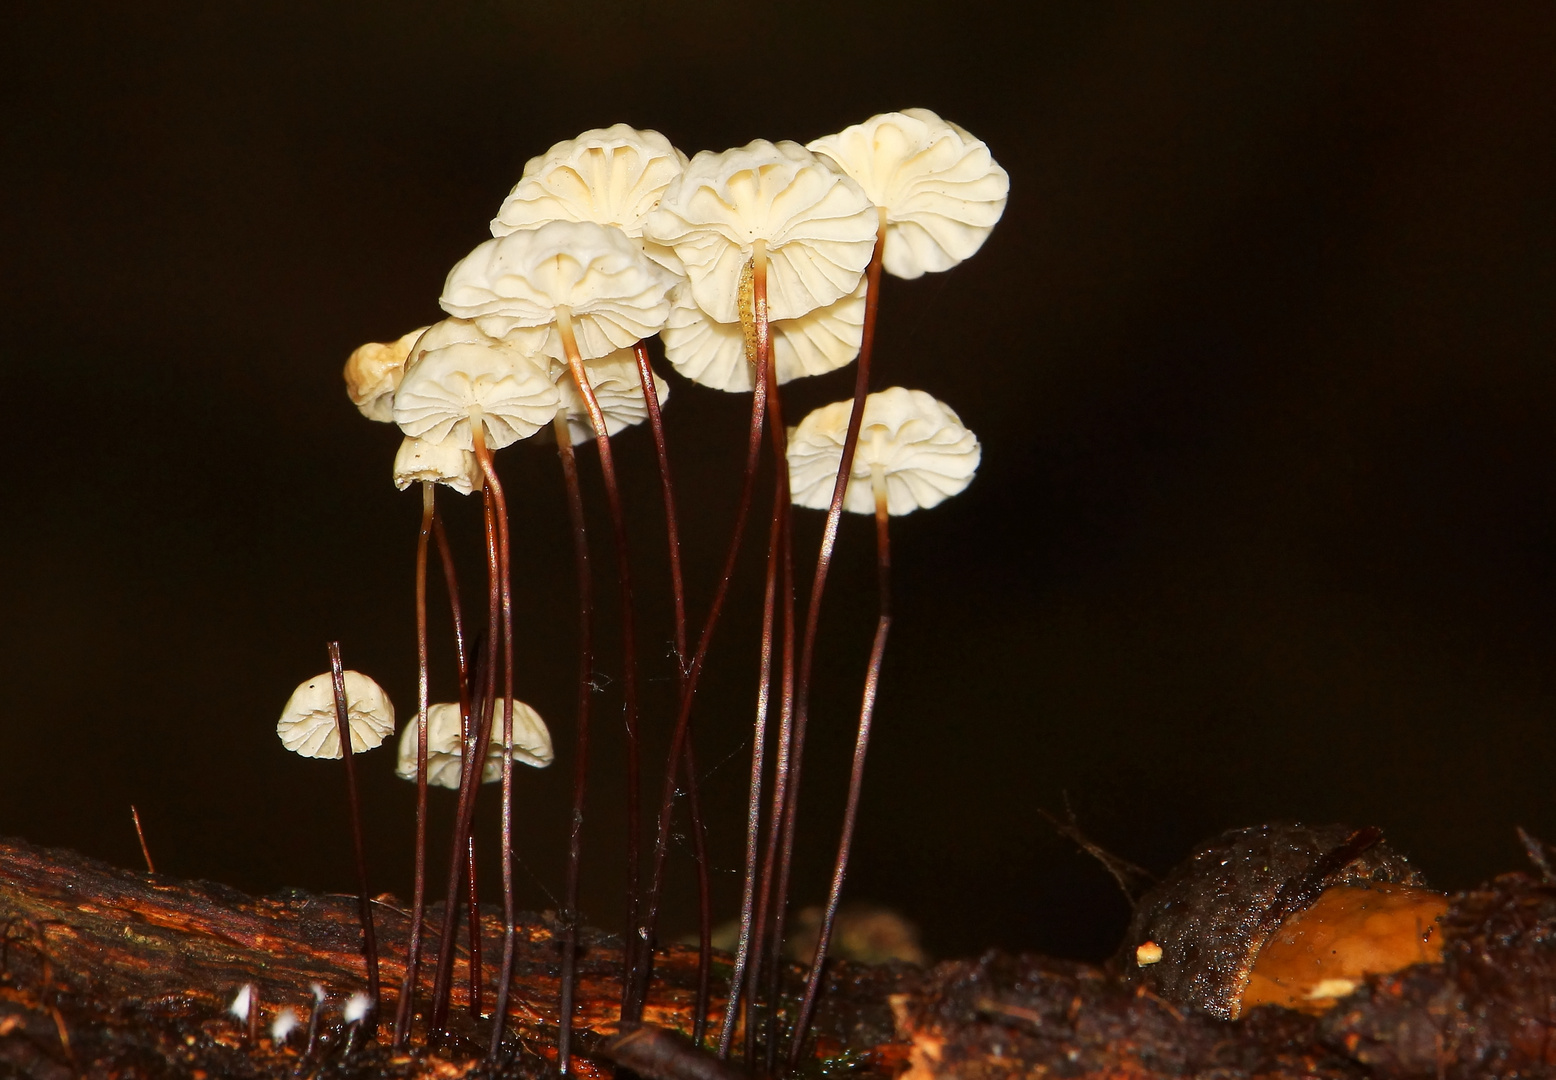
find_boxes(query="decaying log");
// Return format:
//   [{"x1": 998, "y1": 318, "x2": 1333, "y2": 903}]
[{"x1": 7, "y1": 833, "x2": 1556, "y2": 1079}]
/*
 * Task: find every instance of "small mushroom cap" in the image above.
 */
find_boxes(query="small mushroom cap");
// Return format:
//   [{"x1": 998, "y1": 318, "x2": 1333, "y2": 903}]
[
  {"x1": 392, "y1": 434, "x2": 482, "y2": 495},
  {"x1": 556, "y1": 348, "x2": 670, "y2": 444},
  {"x1": 808, "y1": 108, "x2": 1009, "y2": 280},
  {"x1": 661, "y1": 278, "x2": 864, "y2": 393},
  {"x1": 440, "y1": 220, "x2": 676, "y2": 361},
  {"x1": 491, "y1": 125, "x2": 688, "y2": 251},
  {"x1": 277, "y1": 670, "x2": 396, "y2": 759},
  {"x1": 393, "y1": 318, "x2": 559, "y2": 451},
  {"x1": 344, "y1": 326, "x2": 431, "y2": 422},
  {"x1": 643, "y1": 140, "x2": 878, "y2": 324},
  {"x1": 394, "y1": 701, "x2": 554, "y2": 789},
  {"x1": 787, "y1": 387, "x2": 980, "y2": 516}
]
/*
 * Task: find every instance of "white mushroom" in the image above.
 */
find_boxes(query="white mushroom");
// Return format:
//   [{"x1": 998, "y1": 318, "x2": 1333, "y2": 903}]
[
  {"x1": 786, "y1": 387, "x2": 980, "y2": 516},
  {"x1": 490, "y1": 124, "x2": 688, "y2": 272},
  {"x1": 440, "y1": 220, "x2": 676, "y2": 362},
  {"x1": 391, "y1": 434, "x2": 483, "y2": 495},
  {"x1": 643, "y1": 140, "x2": 878, "y2": 324},
  {"x1": 661, "y1": 278, "x2": 865, "y2": 393},
  {"x1": 344, "y1": 326, "x2": 431, "y2": 422},
  {"x1": 277, "y1": 670, "x2": 396, "y2": 759},
  {"x1": 553, "y1": 348, "x2": 670, "y2": 444},
  {"x1": 392, "y1": 318, "x2": 559, "y2": 451},
  {"x1": 395, "y1": 701, "x2": 554, "y2": 790},
  {"x1": 807, "y1": 109, "x2": 1009, "y2": 279}
]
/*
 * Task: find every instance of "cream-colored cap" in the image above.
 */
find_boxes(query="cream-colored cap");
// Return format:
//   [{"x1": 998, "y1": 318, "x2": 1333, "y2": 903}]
[
  {"x1": 392, "y1": 318, "x2": 559, "y2": 451},
  {"x1": 555, "y1": 348, "x2": 670, "y2": 444},
  {"x1": 391, "y1": 434, "x2": 482, "y2": 495},
  {"x1": 643, "y1": 140, "x2": 878, "y2": 324},
  {"x1": 787, "y1": 387, "x2": 981, "y2": 516},
  {"x1": 394, "y1": 700, "x2": 554, "y2": 789},
  {"x1": 808, "y1": 109, "x2": 1008, "y2": 279},
  {"x1": 277, "y1": 670, "x2": 396, "y2": 759},
  {"x1": 344, "y1": 326, "x2": 430, "y2": 422}
]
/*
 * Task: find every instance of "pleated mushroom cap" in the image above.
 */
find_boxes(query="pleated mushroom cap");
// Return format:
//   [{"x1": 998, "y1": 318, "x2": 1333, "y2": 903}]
[
  {"x1": 643, "y1": 140, "x2": 878, "y2": 323},
  {"x1": 491, "y1": 125, "x2": 687, "y2": 257},
  {"x1": 393, "y1": 318, "x2": 559, "y2": 451},
  {"x1": 661, "y1": 278, "x2": 865, "y2": 393},
  {"x1": 440, "y1": 220, "x2": 676, "y2": 361},
  {"x1": 392, "y1": 434, "x2": 482, "y2": 495},
  {"x1": 808, "y1": 108, "x2": 1009, "y2": 279},
  {"x1": 555, "y1": 348, "x2": 670, "y2": 444},
  {"x1": 787, "y1": 387, "x2": 981, "y2": 515},
  {"x1": 277, "y1": 670, "x2": 396, "y2": 759},
  {"x1": 394, "y1": 701, "x2": 554, "y2": 790},
  {"x1": 344, "y1": 326, "x2": 431, "y2": 422}
]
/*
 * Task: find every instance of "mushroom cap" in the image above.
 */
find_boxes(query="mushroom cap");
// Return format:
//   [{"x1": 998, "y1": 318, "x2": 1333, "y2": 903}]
[
  {"x1": 277, "y1": 670, "x2": 396, "y2": 759},
  {"x1": 394, "y1": 700, "x2": 554, "y2": 789},
  {"x1": 393, "y1": 318, "x2": 559, "y2": 451},
  {"x1": 808, "y1": 108, "x2": 1009, "y2": 279},
  {"x1": 643, "y1": 140, "x2": 879, "y2": 323},
  {"x1": 787, "y1": 387, "x2": 980, "y2": 515},
  {"x1": 661, "y1": 278, "x2": 864, "y2": 393},
  {"x1": 491, "y1": 125, "x2": 688, "y2": 248},
  {"x1": 555, "y1": 347, "x2": 670, "y2": 444},
  {"x1": 344, "y1": 326, "x2": 430, "y2": 422},
  {"x1": 392, "y1": 434, "x2": 482, "y2": 495},
  {"x1": 440, "y1": 220, "x2": 676, "y2": 361}
]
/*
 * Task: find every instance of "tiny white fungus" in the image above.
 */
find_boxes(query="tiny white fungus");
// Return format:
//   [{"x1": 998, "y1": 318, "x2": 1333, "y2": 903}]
[
  {"x1": 270, "y1": 1006, "x2": 300, "y2": 1043},
  {"x1": 553, "y1": 348, "x2": 670, "y2": 444},
  {"x1": 395, "y1": 700, "x2": 554, "y2": 789},
  {"x1": 276, "y1": 671, "x2": 396, "y2": 759},
  {"x1": 343, "y1": 326, "x2": 430, "y2": 422},
  {"x1": 228, "y1": 984, "x2": 252, "y2": 1021},
  {"x1": 343, "y1": 992, "x2": 373, "y2": 1025},
  {"x1": 392, "y1": 318, "x2": 559, "y2": 451},
  {"x1": 391, "y1": 434, "x2": 483, "y2": 495}
]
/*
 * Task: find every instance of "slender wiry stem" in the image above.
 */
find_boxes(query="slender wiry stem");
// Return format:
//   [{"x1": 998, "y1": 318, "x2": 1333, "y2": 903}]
[
  {"x1": 554, "y1": 411, "x2": 594, "y2": 1076},
  {"x1": 130, "y1": 806, "x2": 154, "y2": 874},
  {"x1": 429, "y1": 445, "x2": 502, "y2": 1033},
  {"x1": 633, "y1": 244, "x2": 772, "y2": 1028},
  {"x1": 474, "y1": 437, "x2": 518, "y2": 1059},
  {"x1": 326, "y1": 641, "x2": 380, "y2": 1035},
  {"x1": 788, "y1": 468, "x2": 893, "y2": 1066},
  {"x1": 393, "y1": 483, "x2": 436, "y2": 1046},
  {"x1": 717, "y1": 453, "x2": 783, "y2": 1061},
  {"x1": 430, "y1": 511, "x2": 482, "y2": 1019},
  {"x1": 556, "y1": 307, "x2": 643, "y2": 1019},
  {"x1": 632, "y1": 340, "x2": 713, "y2": 1043}
]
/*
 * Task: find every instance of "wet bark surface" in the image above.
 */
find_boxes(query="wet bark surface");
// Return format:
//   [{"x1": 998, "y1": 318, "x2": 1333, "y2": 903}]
[{"x1": 6, "y1": 834, "x2": 1556, "y2": 1079}]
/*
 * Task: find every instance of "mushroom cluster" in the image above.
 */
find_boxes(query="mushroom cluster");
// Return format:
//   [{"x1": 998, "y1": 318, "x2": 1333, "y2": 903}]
[{"x1": 303, "y1": 110, "x2": 1004, "y2": 1062}]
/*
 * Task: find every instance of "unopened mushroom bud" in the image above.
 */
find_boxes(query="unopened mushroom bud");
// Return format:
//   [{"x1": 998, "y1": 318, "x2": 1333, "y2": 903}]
[
  {"x1": 344, "y1": 326, "x2": 430, "y2": 422},
  {"x1": 395, "y1": 700, "x2": 553, "y2": 790},
  {"x1": 277, "y1": 671, "x2": 395, "y2": 759},
  {"x1": 392, "y1": 435, "x2": 483, "y2": 495},
  {"x1": 808, "y1": 108, "x2": 1009, "y2": 279}
]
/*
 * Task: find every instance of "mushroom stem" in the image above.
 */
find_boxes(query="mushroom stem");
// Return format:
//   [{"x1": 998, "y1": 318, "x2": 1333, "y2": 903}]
[
  {"x1": 326, "y1": 640, "x2": 380, "y2": 1037},
  {"x1": 630, "y1": 243, "x2": 772, "y2": 1030},
  {"x1": 556, "y1": 305, "x2": 643, "y2": 1019},
  {"x1": 472, "y1": 433, "x2": 520, "y2": 1059},
  {"x1": 554, "y1": 408, "x2": 594, "y2": 1077},
  {"x1": 632, "y1": 340, "x2": 713, "y2": 1044},
  {"x1": 431, "y1": 511, "x2": 484, "y2": 1022},
  {"x1": 393, "y1": 482, "x2": 436, "y2": 1047},
  {"x1": 787, "y1": 466, "x2": 893, "y2": 1068},
  {"x1": 130, "y1": 805, "x2": 154, "y2": 874}
]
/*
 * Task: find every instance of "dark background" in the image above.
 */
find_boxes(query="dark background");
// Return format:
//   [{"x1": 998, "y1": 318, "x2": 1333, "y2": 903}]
[{"x1": 2, "y1": 3, "x2": 1554, "y2": 963}]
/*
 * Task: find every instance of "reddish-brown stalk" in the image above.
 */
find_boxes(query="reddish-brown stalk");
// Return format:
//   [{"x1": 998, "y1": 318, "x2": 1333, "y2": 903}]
[
  {"x1": 429, "y1": 472, "x2": 501, "y2": 1033},
  {"x1": 130, "y1": 806, "x2": 154, "y2": 874},
  {"x1": 473, "y1": 438, "x2": 518, "y2": 1059},
  {"x1": 554, "y1": 411, "x2": 594, "y2": 1076},
  {"x1": 326, "y1": 641, "x2": 381, "y2": 1036},
  {"x1": 628, "y1": 245, "x2": 772, "y2": 1029},
  {"x1": 393, "y1": 483, "x2": 436, "y2": 1046},
  {"x1": 787, "y1": 468, "x2": 893, "y2": 1067},
  {"x1": 556, "y1": 308, "x2": 642, "y2": 1017},
  {"x1": 632, "y1": 340, "x2": 713, "y2": 1043}
]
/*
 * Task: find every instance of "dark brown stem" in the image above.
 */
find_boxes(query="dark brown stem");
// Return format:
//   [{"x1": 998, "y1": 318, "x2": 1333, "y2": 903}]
[
  {"x1": 557, "y1": 310, "x2": 642, "y2": 1021},
  {"x1": 632, "y1": 249, "x2": 771, "y2": 1027},
  {"x1": 393, "y1": 483, "x2": 436, "y2": 1046},
  {"x1": 130, "y1": 806, "x2": 154, "y2": 874},
  {"x1": 787, "y1": 483, "x2": 892, "y2": 1067},
  {"x1": 633, "y1": 341, "x2": 713, "y2": 1043},
  {"x1": 554, "y1": 412, "x2": 594, "y2": 1076},
  {"x1": 326, "y1": 640, "x2": 380, "y2": 1035},
  {"x1": 474, "y1": 439, "x2": 518, "y2": 1059}
]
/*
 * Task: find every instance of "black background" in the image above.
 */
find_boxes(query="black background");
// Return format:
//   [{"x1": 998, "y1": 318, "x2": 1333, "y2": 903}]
[{"x1": 2, "y1": 3, "x2": 1554, "y2": 963}]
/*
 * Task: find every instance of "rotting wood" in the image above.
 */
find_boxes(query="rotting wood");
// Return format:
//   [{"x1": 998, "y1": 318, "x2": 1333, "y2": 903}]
[{"x1": 7, "y1": 834, "x2": 1556, "y2": 1079}]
